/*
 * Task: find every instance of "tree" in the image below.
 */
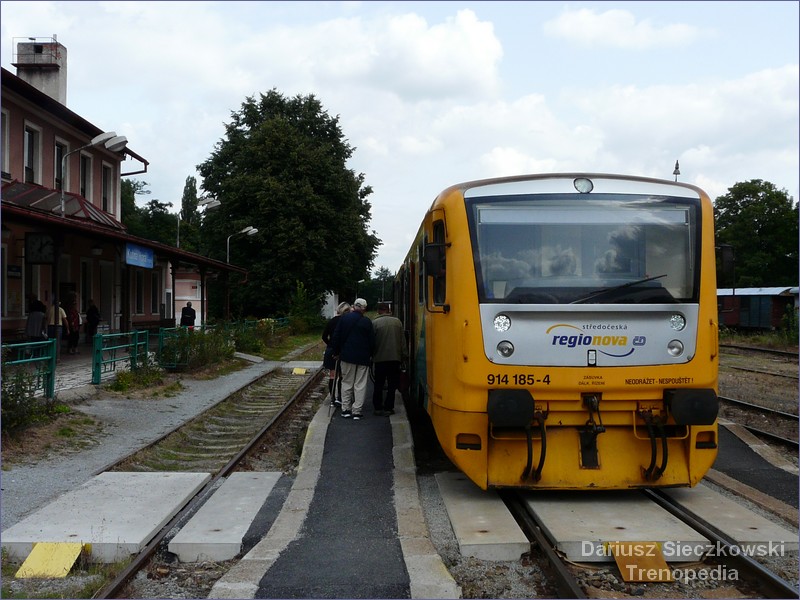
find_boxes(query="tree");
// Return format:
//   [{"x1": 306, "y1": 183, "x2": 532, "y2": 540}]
[
  {"x1": 120, "y1": 179, "x2": 151, "y2": 237},
  {"x1": 714, "y1": 180, "x2": 798, "y2": 287},
  {"x1": 178, "y1": 176, "x2": 200, "y2": 252},
  {"x1": 139, "y1": 199, "x2": 177, "y2": 246},
  {"x1": 373, "y1": 266, "x2": 394, "y2": 303},
  {"x1": 198, "y1": 89, "x2": 381, "y2": 317}
]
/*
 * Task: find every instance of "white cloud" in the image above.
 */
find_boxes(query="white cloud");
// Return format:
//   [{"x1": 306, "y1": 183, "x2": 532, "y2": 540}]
[
  {"x1": 1, "y1": 1, "x2": 796, "y2": 272},
  {"x1": 543, "y1": 7, "x2": 708, "y2": 49}
]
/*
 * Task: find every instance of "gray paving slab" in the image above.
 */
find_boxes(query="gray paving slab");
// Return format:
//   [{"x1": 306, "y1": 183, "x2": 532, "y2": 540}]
[
  {"x1": 524, "y1": 491, "x2": 708, "y2": 563},
  {"x1": 663, "y1": 483, "x2": 799, "y2": 553},
  {"x1": 169, "y1": 472, "x2": 282, "y2": 562},
  {"x1": 435, "y1": 471, "x2": 530, "y2": 561},
  {"x1": 1, "y1": 472, "x2": 211, "y2": 563}
]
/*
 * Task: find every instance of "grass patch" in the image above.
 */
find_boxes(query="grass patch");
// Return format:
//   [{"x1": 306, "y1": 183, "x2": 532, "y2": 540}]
[
  {"x1": 1, "y1": 548, "x2": 132, "y2": 599},
  {"x1": 1, "y1": 412, "x2": 103, "y2": 467},
  {"x1": 262, "y1": 332, "x2": 324, "y2": 361},
  {"x1": 719, "y1": 328, "x2": 799, "y2": 351}
]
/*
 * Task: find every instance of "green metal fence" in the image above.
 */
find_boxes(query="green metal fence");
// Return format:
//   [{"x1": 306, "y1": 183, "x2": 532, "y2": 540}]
[
  {"x1": 3, "y1": 317, "x2": 293, "y2": 398},
  {"x1": 91, "y1": 330, "x2": 150, "y2": 385},
  {"x1": 1, "y1": 339, "x2": 57, "y2": 398},
  {"x1": 157, "y1": 326, "x2": 201, "y2": 370}
]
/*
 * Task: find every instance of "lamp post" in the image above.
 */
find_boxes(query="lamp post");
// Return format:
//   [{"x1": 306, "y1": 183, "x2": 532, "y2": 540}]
[
  {"x1": 226, "y1": 225, "x2": 258, "y2": 263},
  {"x1": 60, "y1": 131, "x2": 128, "y2": 218},
  {"x1": 356, "y1": 279, "x2": 365, "y2": 299},
  {"x1": 225, "y1": 225, "x2": 258, "y2": 319},
  {"x1": 177, "y1": 197, "x2": 220, "y2": 249}
]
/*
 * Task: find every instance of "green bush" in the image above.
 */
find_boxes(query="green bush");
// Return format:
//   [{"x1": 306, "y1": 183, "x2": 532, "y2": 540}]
[
  {"x1": 780, "y1": 305, "x2": 799, "y2": 345},
  {"x1": 288, "y1": 281, "x2": 325, "y2": 334},
  {"x1": 230, "y1": 321, "x2": 266, "y2": 354},
  {"x1": 108, "y1": 353, "x2": 166, "y2": 392},
  {"x1": 159, "y1": 326, "x2": 236, "y2": 371},
  {"x1": 1, "y1": 366, "x2": 58, "y2": 432}
]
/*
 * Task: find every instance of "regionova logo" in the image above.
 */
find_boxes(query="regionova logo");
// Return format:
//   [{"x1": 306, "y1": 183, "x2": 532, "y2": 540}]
[{"x1": 545, "y1": 323, "x2": 646, "y2": 358}]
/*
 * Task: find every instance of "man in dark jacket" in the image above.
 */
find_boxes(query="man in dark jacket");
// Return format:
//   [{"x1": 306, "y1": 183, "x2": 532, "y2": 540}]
[
  {"x1": 180, "y1": 302, "x2": 196, "y2": 327},
  {"x1": 331, "y1": 298, "x2": 375, "y2": 420}
]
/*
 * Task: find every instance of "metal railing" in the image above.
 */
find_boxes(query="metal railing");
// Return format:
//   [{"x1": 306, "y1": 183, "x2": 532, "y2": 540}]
[
  {"x1": 91, "y1": 330, "x2": 150, "y2": 384},
  {"x1": 1, "y1": 339, "x2": 57, "y2": 398},
  {"x1": 3, "y1": 317, "x2": 293, "y2": 393},
  {"x1": 157, "y1": 326, "x2": 205, "y2": 370}
]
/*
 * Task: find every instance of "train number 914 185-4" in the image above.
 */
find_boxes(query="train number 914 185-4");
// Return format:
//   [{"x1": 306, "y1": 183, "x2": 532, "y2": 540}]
[{"x1": 487, "y1": 373, "x2": 551, "y2": 386}]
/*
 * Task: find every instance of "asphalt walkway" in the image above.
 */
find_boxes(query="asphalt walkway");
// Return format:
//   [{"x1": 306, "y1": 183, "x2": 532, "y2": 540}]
[{"x1": 256, "y1": 405, "x2": 411, "y2": 598}]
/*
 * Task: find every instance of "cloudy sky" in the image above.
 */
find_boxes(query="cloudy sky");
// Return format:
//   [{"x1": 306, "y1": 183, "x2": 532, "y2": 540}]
[{"x1": 2, "y1": 1, "x2": 797, "y2": 272}]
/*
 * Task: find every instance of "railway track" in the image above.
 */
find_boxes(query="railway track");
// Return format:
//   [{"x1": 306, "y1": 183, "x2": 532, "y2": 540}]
[
  {"x1": 94, "y1": 367, "x2": 327, "y2": 599},
  {"x1": 645, "y1": 489, "x2": 799, "y2": 599},
  {"x1": 720, "y1": 343, "x2": 799, "y2": 360},
  {"x1": 502, "y1": 488, "x2": 799, "y2": 599},
  {"x1": 719, "y1": 395, "x2": 799, "y2": 449}
]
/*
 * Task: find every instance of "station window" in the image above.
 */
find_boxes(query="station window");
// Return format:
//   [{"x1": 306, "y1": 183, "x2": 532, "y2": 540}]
[
  {"x1": 135, "y1": 270, "x2": 144, "y2": 314},
  {"x1": 102, "y1": 164, "x2": 112, "y2": 212},
  {"x1": 24, "y1": 125, "x2": 41, "y2": 184},
  {"x1": 54, "y1": 141, "x2": 66, "y2": 190},
  {"x1": 80, "y1": 154, "x2": 91, "y2": 198}
]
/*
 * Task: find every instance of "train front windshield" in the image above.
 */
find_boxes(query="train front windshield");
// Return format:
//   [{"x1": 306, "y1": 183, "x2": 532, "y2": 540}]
[{"x1": 469, "y1": 195, "x2": 700, "y2": 304}]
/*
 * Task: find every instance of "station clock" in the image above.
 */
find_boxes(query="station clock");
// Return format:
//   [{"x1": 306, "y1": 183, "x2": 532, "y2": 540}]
[{"x1": 25, "y1": 232, "x2": 56, "y2": 264}]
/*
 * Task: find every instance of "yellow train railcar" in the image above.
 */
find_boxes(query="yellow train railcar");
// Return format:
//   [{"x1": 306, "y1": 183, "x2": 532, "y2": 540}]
[{"x1": 395, "y1": 173, "x2": 719, "y2": 490}]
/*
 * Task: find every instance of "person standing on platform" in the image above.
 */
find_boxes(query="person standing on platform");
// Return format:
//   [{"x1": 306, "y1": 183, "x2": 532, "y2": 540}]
[
  {"x1": 85, "y1": 299, "x2": 101, "y2": 344},
  {"x1": 65, "y1": 293, "x2": 81, "y2": 354},
  {"x1": 331, "y1": 298, "x2": 374, "y2": 420},
  {"x1": 46, "y1": 297, "x2": 69, "y2": 361},
  {"x1": 180, "y1": 301, "x2": 196, "y2": 327},
  {"x1": 322, "y1": 301, "x2": 351, "y2": 407},
  {"x1": 25, "y1": 295, "x2": 47, "y2": 343},
  {"x1": 371, "y1": 302, "x2": 407, "y2": 416}
]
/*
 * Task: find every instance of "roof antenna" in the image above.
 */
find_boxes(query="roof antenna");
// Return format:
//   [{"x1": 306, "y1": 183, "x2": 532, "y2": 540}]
[{"x1": 673, "y1": 160, "x2": 680, "y2": 182}]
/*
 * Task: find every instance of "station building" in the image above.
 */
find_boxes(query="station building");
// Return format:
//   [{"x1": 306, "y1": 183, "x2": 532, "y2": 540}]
[{"x1": 1, "y1": 37, "x2": 244, "y2": 341}]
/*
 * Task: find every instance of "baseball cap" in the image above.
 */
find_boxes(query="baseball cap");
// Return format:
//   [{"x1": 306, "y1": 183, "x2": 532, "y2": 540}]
[{"x1": 354, "y1": 298, "x2": 367, "y2": 310}]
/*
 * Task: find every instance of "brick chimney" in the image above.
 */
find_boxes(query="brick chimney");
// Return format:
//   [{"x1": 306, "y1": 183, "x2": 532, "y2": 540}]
[{"x1": 12, "y1": 35, "x2": 67, "y2": 104}]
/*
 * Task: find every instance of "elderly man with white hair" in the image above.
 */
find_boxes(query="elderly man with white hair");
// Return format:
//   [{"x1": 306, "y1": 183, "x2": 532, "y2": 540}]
[{"x1": 331, "y1": 298, "x2": 375, "y2": 420}]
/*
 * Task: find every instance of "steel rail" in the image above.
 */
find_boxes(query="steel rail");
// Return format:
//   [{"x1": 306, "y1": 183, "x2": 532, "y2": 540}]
[
  {"x1": 501, "y1": 491, "x2": 587, "y2": 599},
  {"x1": 719, "y1": 344, "x2": 799, "y2": 359},
  {"x1": 642, "y1": 488, "x2": 800, "y2": 600},
  {"x1": 718, "y1": 395, "x2": 799, "y2": 421},
  {"x1": 742, "y1": 425, "x2": 799, "y2": 449},
  {"x1": 729, "y1": 365, "x2": 799, "y2": 380},
  {"x1": 94, "y1": 368, "x2": 325, "y2": 599}
]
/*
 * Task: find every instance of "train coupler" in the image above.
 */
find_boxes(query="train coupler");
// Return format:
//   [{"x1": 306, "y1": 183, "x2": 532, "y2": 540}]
[
  {"x1": 639, "y1": 409, "x2": 669, "y2": 481},
  {"x1": 579, "y1": 394, "x2": 605, "y2": 469}
]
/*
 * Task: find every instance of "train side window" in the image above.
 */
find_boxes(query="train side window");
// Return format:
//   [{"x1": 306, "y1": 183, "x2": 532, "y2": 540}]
[
  {"x1": 418, "y1": 240, "x2": 425, "y2": 305},
  {"x1": 431, "y1": 220, "x2": 446, "y2": 305}
]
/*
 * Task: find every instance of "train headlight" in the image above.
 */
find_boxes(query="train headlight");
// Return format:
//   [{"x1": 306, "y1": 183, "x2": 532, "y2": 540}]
[
  {"x1": 494, "y1": 314, "x2": 511, "y2": 332},
  {"x1": 497, "y1": 341, "x2": 515, "y2": 357},
  {"x1": 669, "y1": 313, "x2": 686, "y2": 331},
  {"x1": 667, "y1": 339, "x2": 684, "y2": 357},
  {"x1": 574, "y1": 177, "x2": 594, "y2": 193}
]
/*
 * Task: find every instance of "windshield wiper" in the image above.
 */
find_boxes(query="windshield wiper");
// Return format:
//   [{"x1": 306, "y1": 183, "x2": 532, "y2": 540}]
[{"x1": 570, "y1": 274, "x2": 668, "y2": 304}]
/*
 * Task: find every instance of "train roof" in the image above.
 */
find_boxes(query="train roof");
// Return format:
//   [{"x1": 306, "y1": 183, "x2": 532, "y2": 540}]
[{"x1": 717, "y1": 287, "x2": 798, "y2": 297}]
